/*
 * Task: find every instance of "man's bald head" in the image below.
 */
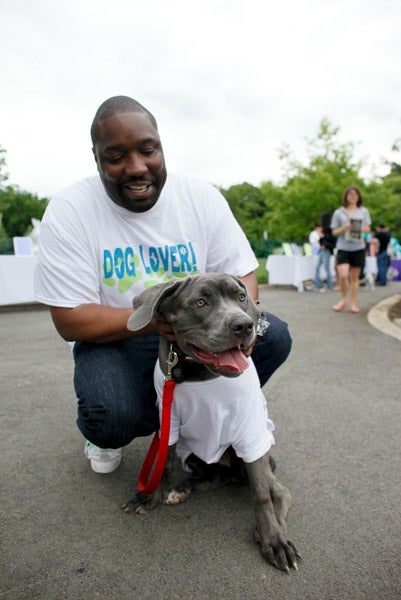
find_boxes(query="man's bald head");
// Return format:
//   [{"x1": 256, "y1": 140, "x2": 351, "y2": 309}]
[{"x1": 90, "y1": 95, "x2": 157, "y2": 145}]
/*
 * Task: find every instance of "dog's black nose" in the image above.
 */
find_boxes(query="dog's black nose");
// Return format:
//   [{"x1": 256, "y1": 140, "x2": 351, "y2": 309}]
[{"x1": 230, "y1": 316, "x2": 254, "y2": 336}]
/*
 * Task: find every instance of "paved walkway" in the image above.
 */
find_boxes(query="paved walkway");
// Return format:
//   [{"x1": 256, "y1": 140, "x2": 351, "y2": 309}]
[{"x1": 1, "y1": 282, "x2": 400, "y2": 600}]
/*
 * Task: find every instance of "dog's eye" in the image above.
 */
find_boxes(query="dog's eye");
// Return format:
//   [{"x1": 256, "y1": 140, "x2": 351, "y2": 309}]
[
  {"x1": 195, "y1": 298, "x2": 207, "y2": 307},
  {"x1": 238, "y1": 293, "x2": 246, "y2": 302}
]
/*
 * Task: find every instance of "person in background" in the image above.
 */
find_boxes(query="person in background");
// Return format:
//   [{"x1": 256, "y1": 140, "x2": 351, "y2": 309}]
[
  {"x1": 33, "y1": 95, "x2": 292, "y2": 474},
  {"x1": 313, "y1": 212, "x2": 336, "y2": 291},
  {"x1": 374, "y1": 222, "x2": 391, "y2": 286},
  {"x1": 330, "y1": 186, "x2": 371, "y2": 313},
  {"x1": 308, "y1": 222, "x2": 322, "y2": 254}
]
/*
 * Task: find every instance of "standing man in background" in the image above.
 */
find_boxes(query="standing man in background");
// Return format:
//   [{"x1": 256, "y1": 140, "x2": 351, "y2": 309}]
[{"x1": 374, "y1": 222, "x2": 391, "y2": 286}]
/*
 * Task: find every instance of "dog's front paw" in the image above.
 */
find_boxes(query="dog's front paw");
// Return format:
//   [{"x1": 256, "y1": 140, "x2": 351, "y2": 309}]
[
  {"x1": 122, "y1": 485, "x2": 190, "y2": 514},
  {"x1": 255, "y1": 528, "x2": 300, "y2": 573},
  {"x1": 165, "y1": 489, "x2": 190, "y2": 505},
  {"x1": 122, "y1": 490, "x2": 164, "y2": 515}
]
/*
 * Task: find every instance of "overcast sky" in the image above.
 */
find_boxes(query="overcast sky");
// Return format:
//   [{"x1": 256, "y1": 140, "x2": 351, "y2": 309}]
[{"x1": 1, "y1": 0, "x2": 400, "y2": 199}]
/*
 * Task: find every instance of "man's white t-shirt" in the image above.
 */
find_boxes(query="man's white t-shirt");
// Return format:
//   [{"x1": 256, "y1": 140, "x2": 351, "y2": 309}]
[
  {"x1": 309, "y1": 230, "x2": 321, "y2": 247},
  {"x1": 34, "y1": 173, "x2": 259, "y2": 308},
  {"x1": 154, "y1": 358, "x2": 275, "y2": 466}
]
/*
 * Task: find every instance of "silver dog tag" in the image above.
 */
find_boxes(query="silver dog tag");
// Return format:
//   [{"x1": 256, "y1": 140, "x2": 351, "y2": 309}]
[
  {"x1": 256, "y1": 315, "x2": 270, "y2": 336},
  {"x1": 166, "y1": 347, "x2": 179, "y2": 381}
]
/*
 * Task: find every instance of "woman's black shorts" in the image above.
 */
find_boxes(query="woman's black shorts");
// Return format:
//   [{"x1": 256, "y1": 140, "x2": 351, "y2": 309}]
[{"x1": 336, "y1": 249, "x2": 366, "y2": 269}]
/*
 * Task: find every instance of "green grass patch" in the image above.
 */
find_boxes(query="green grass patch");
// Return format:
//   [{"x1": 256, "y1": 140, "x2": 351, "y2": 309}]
[{"x1": 256, "y1": 258, "x2": 268, "y2": 284}]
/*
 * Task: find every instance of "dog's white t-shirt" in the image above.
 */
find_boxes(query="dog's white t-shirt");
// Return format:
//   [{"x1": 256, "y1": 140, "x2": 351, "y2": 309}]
[
  {"x1": 154, "y1": 358, "x2": 275, "y2": 466},
  {"x1": 34, "y1": 173, "x2": 258, "y2": 309}
]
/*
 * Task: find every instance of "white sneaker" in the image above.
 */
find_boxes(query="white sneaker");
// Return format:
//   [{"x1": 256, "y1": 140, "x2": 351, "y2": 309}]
[{"x1": 84, "y1": 441, "x2": 122, "y2": 474}]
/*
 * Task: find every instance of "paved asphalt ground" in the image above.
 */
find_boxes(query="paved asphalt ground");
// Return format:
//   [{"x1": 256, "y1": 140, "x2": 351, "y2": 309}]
[{"x1": 1, "y1": 282, "x2": 401, "y2": 600}]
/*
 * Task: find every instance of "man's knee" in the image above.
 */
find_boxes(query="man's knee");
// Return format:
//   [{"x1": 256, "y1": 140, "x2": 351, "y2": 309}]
[
  {"x1": 252, "y1": 312, "x2": 292, "y2": 386},
  {"x1": 264, "y1": 312, "x2": 292, "y2": 359},
  {"x1": 73, "y1": 338, "x2": 159, "y2": 448},
  {"x1": 77, "y1": 399, "x2": 158, "y2": 449}
]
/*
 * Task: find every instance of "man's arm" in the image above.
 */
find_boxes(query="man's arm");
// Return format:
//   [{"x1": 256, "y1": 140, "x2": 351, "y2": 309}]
[
  {"x1": 49, "y1": 304, "x2": 174, "y2": 344},
  {"x1": 49, "y1": 304, "x2": 150, "y2": 343}
]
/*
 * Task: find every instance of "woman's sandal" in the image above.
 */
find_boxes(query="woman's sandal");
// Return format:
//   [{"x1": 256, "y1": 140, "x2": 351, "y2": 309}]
[
  {"x1": 332, "y1": 301, "x2": 348, "y2": 312},
  {"x1": 350, "y1": 306, "x2": 360, "y2": 313}
]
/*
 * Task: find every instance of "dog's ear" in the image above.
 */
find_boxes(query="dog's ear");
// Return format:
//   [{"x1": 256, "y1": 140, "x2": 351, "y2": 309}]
[{"x1": 127, "y1": 278, "x2": 185, "y2": 331}]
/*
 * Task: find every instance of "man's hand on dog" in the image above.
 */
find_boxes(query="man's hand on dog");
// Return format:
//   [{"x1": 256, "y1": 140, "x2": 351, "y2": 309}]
[{"x1": 152, "y1": 313, "x2": 176, "y2": 342}]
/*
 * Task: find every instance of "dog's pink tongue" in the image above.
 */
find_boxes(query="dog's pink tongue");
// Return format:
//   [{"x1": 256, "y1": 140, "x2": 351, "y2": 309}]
[
  {"x1": 211, "y1": 347, "x2": 249, "y2": 372},
  {"x1": 191, "y1": 346, "x2": 250, "y2": 373}
]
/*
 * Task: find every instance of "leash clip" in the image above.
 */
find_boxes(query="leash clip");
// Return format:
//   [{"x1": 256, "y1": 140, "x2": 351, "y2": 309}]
[
  {"x1": 166, "y1": 344, "x2": 179, "y2": 381},
  {"x1": 256, "y1": 315, "x2": 270, "y2": 336}
]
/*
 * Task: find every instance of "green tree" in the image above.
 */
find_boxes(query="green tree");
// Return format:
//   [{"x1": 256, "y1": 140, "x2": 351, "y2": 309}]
[
  {"x1": 220, "y1": 182, "x2": 271, "y2": 240},
  {"x1": 0, "y1": 145, "x2": 8, "y2": 187},
  {"x1": 261, "y1": 118, "x2": 365, "y2": 241},
  {"x1": 0, "y1": 146, "x2": 48, "y2": 238},
  {"x1": 377, "y1": 139, "x2": 401, "y2": 238},
  {"x1": 0, "y1": 146, "x2": 10, "y2": 239},
  {"x1": 0, "y1": 185, "x2": 47, "y2": 238}
]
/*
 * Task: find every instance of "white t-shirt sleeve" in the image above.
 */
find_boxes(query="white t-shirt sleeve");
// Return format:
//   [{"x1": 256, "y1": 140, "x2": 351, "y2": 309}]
[
  {"x1": 34, "y1": 195, "x2": 101, "y2": 307},
  {"x1": 330, "y1": 210, "x2": 340, "y2": 230},
  {"x1": 198, "y1": 182, "x2": 258, "y2": 277},
  {"x1": 363, "y1": 207, "x2": 372, "y2": 226},
  {"x1": 233, "y1": 388, "x2": 275, "y2": 463}
]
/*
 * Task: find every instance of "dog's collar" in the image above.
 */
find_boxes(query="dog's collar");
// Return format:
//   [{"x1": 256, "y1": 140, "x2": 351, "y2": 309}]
[{"x1": 169, "y1": 344, "x2": 195, "y2": 383}]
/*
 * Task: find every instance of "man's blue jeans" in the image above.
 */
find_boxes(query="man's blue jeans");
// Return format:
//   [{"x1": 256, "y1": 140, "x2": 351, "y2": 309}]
[
  {"x1": 376, "y1": 251, "x2": 390, "y2": 285},
  {"x1": 73, "y1": 311, "x2": 292, "y2": 449},
  {"x1": 314, "y1": 249, "x2": 332, "y2": 289}
]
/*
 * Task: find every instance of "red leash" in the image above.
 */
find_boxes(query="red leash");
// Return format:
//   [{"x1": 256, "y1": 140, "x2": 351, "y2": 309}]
[{"x1": 137, "y1": 349, "x2": 178, "y2": 494}]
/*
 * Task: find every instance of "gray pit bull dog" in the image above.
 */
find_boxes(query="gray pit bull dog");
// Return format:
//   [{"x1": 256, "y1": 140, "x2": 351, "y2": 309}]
[{"x1": 123, "y1": 273, "x2": 299, "y2": 572}]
